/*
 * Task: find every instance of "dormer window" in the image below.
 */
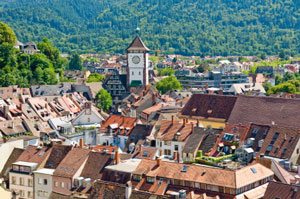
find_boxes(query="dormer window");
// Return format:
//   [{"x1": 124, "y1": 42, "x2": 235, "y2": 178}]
[
  {"x1": 132, "y1": 174, "x2": 142, "y2": 182},
  {"x1": 174, "y1": 132, "x2": 181, "y2": 141},
  {"x1": 146, "y1": 176, "x2": 155, "y2": 184}
]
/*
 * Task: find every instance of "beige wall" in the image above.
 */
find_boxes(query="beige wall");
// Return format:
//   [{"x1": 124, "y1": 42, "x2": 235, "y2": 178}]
[
  {"x1": 9, "y1": 172, "x2": 33, "y2": 199},
  {"x1": 0, "y1": 186, "x2": 12, "y2": 199},
  {"x1": 0, "y1": 140, "x2": 23, "y2": 174},
  {"x1": 34, "y1": 172, "x2": 53, "y2": 199}
]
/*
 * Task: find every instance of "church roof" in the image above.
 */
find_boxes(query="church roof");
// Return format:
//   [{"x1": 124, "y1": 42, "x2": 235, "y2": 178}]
[{"x1": 126, "y1": 36, "x2": 150, "y2": 52}]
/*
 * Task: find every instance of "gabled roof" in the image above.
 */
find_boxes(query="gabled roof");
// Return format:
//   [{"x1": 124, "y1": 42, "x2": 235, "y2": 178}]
[
  {"x1": 80, "y1": 152, "x2": 113, "y2": 180},
  {"x1": 228, "y1": 95, "x2": 300, "y2": 128},
  {"x1": 133, "y1": 160, "x2": 273, "y2": 189},
  {"x1": 44, "y1": 145, "x2": 73, "y2": 169},
  {"x1": 263, "y1": 181, "x2": 300, "y2": 199},
  {"x1": 126, "y1": 36, "x2": 150, "y2": 52},
  {"x1": 156, "y1": 120, "x2": 193, "y2": 142},
  {"x1": 124, "y1": 124, "x2": 153, "y2": 152},
  {"x1": 16, "y1": 145, "x2": 52, "y2": 169},
  {"x1": 258, "y1": 125, "x2": 300, "y2": 159},
  {"x1": 54, "y1": 148, "x2": 90, "y2": 178},
  {"x1": 99, "y1": 115, "x2": 137, "y2": 136},
  {"x1": 181, "y1": 94, "x2": 237, "y2": 121}
]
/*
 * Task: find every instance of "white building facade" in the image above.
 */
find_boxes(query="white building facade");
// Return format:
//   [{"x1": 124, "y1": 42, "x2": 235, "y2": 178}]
[{"x1": 33, "y1": 168, "x2": 55, "y2": 199}]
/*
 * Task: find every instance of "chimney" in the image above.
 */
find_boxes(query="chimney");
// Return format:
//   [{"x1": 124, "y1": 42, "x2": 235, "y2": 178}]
[
  {"x1": 11, "y1": 121, "x2": 14, "y2": 129},
  {"x1": 3, "y1": 106, "x2": 9, "y2": 119},
  {"x1": 177, "y1": 152, "x2": 180, "y2": 163},
  {"x1": 156, "y1": 157, "x2": 161, "y2": 166},
  {"x1": 192, "y1": 123, "x2": 194, "y2": 134},
  {"x1": 115, "y1": 150, "x2": 119, "y2": 164},
  {"x1": 20, "y1": 103, "x2": 23, "y2": 111},
  {"x1": 79, "y1": 138, "x2": 84, "y2": 148},
  {"x1": 173, "y1": 151, "x2": 178, "y2": 162},
  {"x1": 159, "y1": 150, "x2": 163, "y2": 156},
  {"x1": 186, "y1": 118, "x2": 189, "y2": 123},
  {"x1": 125, "y1": 181, "x2": 132, "y2": 199},
  {"x1": 171, "y1": 115, "x2": 174, "y2": 124},
  {"x1": 183, "y1": 118, "x2": 186, "y2": 127},
  {"x1": 152, "y1": 94, "x2": 155, "y2": 105},
  {"x1": 197, "y1": 119, "x2": 200, "y2": 127}
]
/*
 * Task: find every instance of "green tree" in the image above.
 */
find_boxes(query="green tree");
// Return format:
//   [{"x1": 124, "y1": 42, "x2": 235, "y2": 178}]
[
  {"x1": 95, "y1": 89, "x2": 112, "y2": 111},
  {"x1": 0, "y1": 22, "x2": 17, "y2": 45},
  {"x1": 86, "y1": 73, "x2": 103, "y2": 83},
  {"x1": 33, "y1": 67, "x2": 44, "y2": 84},
  {"x1": 43, "y1": 68, "x2": 58, "y2": 85},
  {"x1": 262, "y1": 82, "x2": 272, "y2": 93},
  {"x1": 156, "y1": 76, "x2": 182, "y2": 94},
  {"x1": 260, "y1": 53, "x2": 266, "y2": 60},
  {"x1": 69, "y1": 53, "x2": 82, "y2": 70},
  {"x1": 30, "y1": 54, "x2": 53, "y2": 70},
  {"x1": 267, "y1": 83, "x2": 296, "y2": 95},
  {"x1": 279, "y1": 50, "x2": 285, "y2": 59},
  {"x1": 38, "y1": 38, "x2": 61, "y2": 68},
  {"x1": 158, "y1": 68, "x2": 175, "y2": 76}
]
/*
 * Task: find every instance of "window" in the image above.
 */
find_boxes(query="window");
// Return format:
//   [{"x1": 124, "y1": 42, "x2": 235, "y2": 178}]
[
  {"x1": 274, "y1": 148, "x2": 279, "y2": 154},
  {"x1": 147, "y1": 177, "x2": 155, "y2": 184},
  {"x1": 139, "y1": 71, "x2": 141, "y2": 75},
  {"x1": 271, "y1": 132, "x2": 279, "y2": 144},
  {"x1": 28, "y1": 191, "x2": 33, "y2": 198},
  {"x1": 38, "y1": 178, "x2": 42, "y2": 184},
  {"x1": 132, "y1": 72, "x2": 134, "y2": 75},
  {"x1": 252, "y1": 129, "x2": 258, "y2": 135},
  {"x1": 133, "y1": 174, "x2": 142, "y2": 182},
  {"x1": 11, "y1": 176, "x2": 16, "y2": 184},
  {"x1": 19, "y1": 190, "x2": 25, "y2": 197},
  {"x1": 38, "y1": 190, "x2": 43, "y2": 197},
  {"x1": 266, "y1": 144, "x2": 273, "y2": 152},
  {"x1": 164, "y1": 141, "x2": 171, "y2": 146},
  {"x1": 44, "y1": 179, "x2": 48, "y2": 185},
  {"x1": 54, "y1": 181, "x2": 59, "y2": 187},
  {"x1": 174, "y1": 145, "x2": 179, "y2": 151},
  {"x1": 87, "y1": 118, "x2": 90, "y2": 122},
  {"x1": 164, "y1": 149, "x2": 171, "y2": 156},
  {"x1": 61, "y1": 182, "x2": 65, "y2": 188},
  {"x1": 19, "y1": 177, "x2": 24, "y2": 185},
  {"x1": 289, "y1": 137, "x2": 294, "y2": 143},
  {"x1": 282, "y1": 148, "x2": 287, "y2": 156},
  {"x1": 28, "y1": 179, "x2": 33, "y2": 187}
]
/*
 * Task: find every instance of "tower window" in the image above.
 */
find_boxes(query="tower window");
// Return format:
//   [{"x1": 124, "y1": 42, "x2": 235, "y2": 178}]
[
  {"x1": 139, "y1": 71, "x2": 141, "y2": 75},
  {"x1": 132, "y1": 72, "x2": 134, "y2": 75}
]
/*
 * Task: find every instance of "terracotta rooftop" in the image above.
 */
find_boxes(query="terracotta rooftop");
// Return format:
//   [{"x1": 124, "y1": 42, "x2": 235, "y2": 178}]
[
  {"x1": 93, "y1": 145, "x2": 119, "y2": 154},
  {"x1": 156, "y1": 120, "x2": 193, "y2": 142},
  {"x1": 181, "y1": 94, "x2": 237, "y2": 121},
  {"x1": 263, "y1": 181, "x2": 300, "y2": 199},
  {"x1": 54, "y1": 148, "x2": 90, "y2": 178},
  {"x1": 99, "y1": 115, "x2": 137, "y2": 136},
  {"x1": 16, "y1": 145, "x2": 53, "y2": 169},
  {"x1": 258, "y1": 125, "x2": 300, "y2": 159},
  {"x1": 44, "y1": 145, "x2": 72, "y2": 169},
  {"x1": 132, "y1": 146, "x2": 158, "y2": 160},
  {"x1": 133, "y1": 160, "x2": 273, "y2": 189},
  {"x1": 228, "y1": 95, "x2": 300, "y2": 128}
]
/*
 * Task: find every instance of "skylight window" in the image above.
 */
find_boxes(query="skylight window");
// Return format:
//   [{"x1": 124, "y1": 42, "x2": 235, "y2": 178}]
[
  {"x1": 181, "y1": 166, "x2": 189, "y2": 172},
  {"x1": 58, "y1": 167, "x2": 63, "y2": 171},
  {"x1": 143, "y1": 151, "x2": 149, "y2": 157},
  {"x1": 252, "y1": 129, "x2": 258, "y2": 135},
  {"x1": 266, "y1": 144, "x2": 273, "y2": 152},
  {"x1": 271, "y1": 132, "x2": 279, "y2": 144},
  {"x1": 282, "y1": 148, "x2": 287, "y2": 156},
  {"x1": 250, "y1": 168, "x2": 257, "y2": 174},
  {"x1": 48, "y1": 162, "x2": 53, "y2": 167},
  {"x1": 71, "y1": 168, "x2": 75, "y2": 173},
  {"x1": 65, "y1": 168, "x2": 68, "y2": 172}
]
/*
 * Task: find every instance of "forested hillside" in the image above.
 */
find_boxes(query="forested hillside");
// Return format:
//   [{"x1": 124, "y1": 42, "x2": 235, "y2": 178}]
[{"x1": 1, "y1": 0, "x2": 300, "y2": 56}]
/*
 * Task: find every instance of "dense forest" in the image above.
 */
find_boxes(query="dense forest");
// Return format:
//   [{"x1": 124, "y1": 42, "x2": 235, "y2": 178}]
[{"x1": 1, "y1": 0, "x2": 300, "y2": 56}]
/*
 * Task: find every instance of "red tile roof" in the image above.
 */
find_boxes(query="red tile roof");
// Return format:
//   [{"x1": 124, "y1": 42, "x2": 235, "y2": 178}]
[
  {"x1": 156, "y1": 120, "x2": 193, "y2": 142},
  {"x1": 263, "y1": 181, "x2": 300, "y2": 199},
  {"x1": 126, "y1": 36, "x2": 150, "y2": 52},
  {"x1": 99, "y1": 115, "x2": 137, "y2": 136}
]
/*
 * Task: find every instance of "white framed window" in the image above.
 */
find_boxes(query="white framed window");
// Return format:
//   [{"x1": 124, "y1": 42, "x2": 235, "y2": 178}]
[
  {"x1": 28, "y1": 191, "x2": 33, "y2": 198},
  {"x1": 28, "y1": 179, "x2": 33, "y2": 187},
  {"x1": 61, "y1": 182, "x2": 64, "y2": 188},
  {"x1": 11, "y1": 176, "x2": 16, "y2": 184},
  {"x1": 19, "y1": 177, "x2": 24, "y2": 185}
]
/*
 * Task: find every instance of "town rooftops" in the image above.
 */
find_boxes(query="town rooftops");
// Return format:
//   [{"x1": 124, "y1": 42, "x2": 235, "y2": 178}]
[
  {"x1": 133, "y1": 160, "x2": 273, "y2": 189},
  {"x1": 16, "y1": 145, "x2": 52, "y2": 168},
  {"x1": 31, "y1": 83, "x2": 72, "y2": 97},
  {"x1": 54, "y1": 148, "x2": 90, "y2": 178},
  {"x1": 126, "y1": 36, "x2": 150, "y2": 52},
  {"x1": 258, "y1": 125, "x2": 300, "y2": 159},
  {"x1": 99, "y1": 115, "x2": 137, "y2": 136},
  {"x1": 156, "y1": 120, "x2": 193, "y2": 142},
  {"x1": 228, "y1": 95, "x2": 300, "y2": 128},
  {"x1": 263, "y1": 181, "x2": 300, "y2": 199},
  {"x1": 44, "y1": 145, "x2": 73, "y2": 169},
  {"x1": 180, "y1": 94, "x2": 237, "y2": 121}
]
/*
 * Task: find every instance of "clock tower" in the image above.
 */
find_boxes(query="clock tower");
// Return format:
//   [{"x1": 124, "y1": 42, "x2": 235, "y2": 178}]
[{"x1": 126, "y1": 28, "x2": 150, "y2": 88}]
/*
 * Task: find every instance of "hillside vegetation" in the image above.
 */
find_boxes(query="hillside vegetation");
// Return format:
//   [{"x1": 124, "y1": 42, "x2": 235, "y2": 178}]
[{"x1": 1, "y1": 0, "x2": 300, "y2": 56}]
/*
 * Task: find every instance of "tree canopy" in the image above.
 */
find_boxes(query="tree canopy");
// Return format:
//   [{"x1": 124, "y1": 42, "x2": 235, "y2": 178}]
[
  {"x1": 156, "y1": 76, "x2": 182, "y2": 94},
  {"x1": 95, "y1": 89, "x2": 112, "y2": 111},
  {"x1": 0, "y1": 22, "x2": 17, "y2": 45}
]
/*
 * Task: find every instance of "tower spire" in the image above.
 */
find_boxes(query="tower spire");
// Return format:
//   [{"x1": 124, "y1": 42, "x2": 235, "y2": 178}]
[{"x1": 135, "y1": 26, "x2": 140, "y2": 36}]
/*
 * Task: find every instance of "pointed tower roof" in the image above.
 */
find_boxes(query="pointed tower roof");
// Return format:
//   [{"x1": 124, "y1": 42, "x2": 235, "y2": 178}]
[{"x1": 126, "y1": 36, "x2": 150, "y2": 52}]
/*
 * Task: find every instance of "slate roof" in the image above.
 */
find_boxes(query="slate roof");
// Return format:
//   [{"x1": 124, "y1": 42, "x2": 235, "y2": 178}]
[
  {"x1": 228, "y1": 95, "x2": 300, "y2": 128},
  {"x1": 181, "y1": 94, "x2": 237, "y2": 121},
  {"x1": 263, "y1": 181, "x2": 300, "y2": 199},
  {"x1": 44, "y1": 145, "x2": 72, "y2": 169},
  {"x1": 126, "y1": 36, "x2": 150, "y2": 52},
  {"x1": 31, "y1": 83, "x2": 73, "y2": 97}
]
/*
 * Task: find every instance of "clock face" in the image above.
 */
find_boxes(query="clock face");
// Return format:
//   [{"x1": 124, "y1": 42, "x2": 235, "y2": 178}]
[{"x1": 132, "y1": 56, "x2": 141, "y2": 64}]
